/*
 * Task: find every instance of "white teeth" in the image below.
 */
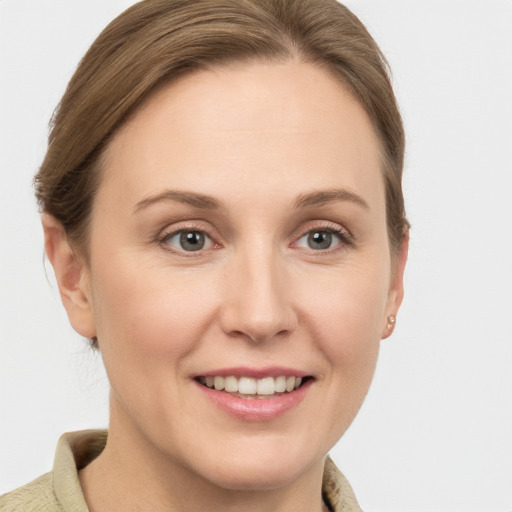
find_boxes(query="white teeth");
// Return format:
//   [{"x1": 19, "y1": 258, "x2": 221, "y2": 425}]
[
  {"x1": 275, "y1": 376, "x2": 287, "y2": 392},
  {"x1": 214, "y1": 376, "x2": 225, "y2": 391},
  {"x1": 257, "y1": 377, "x2": 275, "y2": 395},
  {"x1": 238, "y1": 377, "x2": 257, "y2": 394},
  {"x1": 224, "y1": 376, "x2": 238, "y2": 392},
  {"x1": 201, "y1": 375, "x2": 305, "y2": 396}
]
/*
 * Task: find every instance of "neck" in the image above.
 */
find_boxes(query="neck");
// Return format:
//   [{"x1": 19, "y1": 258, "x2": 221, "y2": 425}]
[{"x1": 79, "y1": 399, "x2": 328, "y2": 512}]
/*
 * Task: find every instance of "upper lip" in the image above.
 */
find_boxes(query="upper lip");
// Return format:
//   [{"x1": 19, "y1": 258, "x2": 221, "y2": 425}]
[{"x1": 193, "y1": 366, "x2": 311, "y2": 379}]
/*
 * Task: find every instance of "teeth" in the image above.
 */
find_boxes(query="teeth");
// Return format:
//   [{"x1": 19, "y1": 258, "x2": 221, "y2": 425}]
[
  {"x1": 238, "y1": 377, "x2": 257, "y2": 394},
  {"x1": 214, "y1": 376, "x2": 225, "y2": 391},
  {"x1": 200, "y1": 375, "x2": 305, "y2": 396},
  {"x1": 257, "y1": 377, "x2": 275, "y2": 395},
  {"x1": 275, "y1": 376, "x2": 286, "y2": 392},
  {"x1": 224, "y1": 376, "x2": 238, "y2": 392}
]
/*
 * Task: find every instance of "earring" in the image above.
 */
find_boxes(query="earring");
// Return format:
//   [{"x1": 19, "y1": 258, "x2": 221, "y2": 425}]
[{"x1": 386, "y1": 315, "x2": 396, "y2": 333}]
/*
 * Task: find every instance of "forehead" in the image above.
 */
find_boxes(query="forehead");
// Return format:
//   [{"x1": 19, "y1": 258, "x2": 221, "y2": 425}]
[{"x1": 98, "y1": 60, "x2": 384, "y2": 214}]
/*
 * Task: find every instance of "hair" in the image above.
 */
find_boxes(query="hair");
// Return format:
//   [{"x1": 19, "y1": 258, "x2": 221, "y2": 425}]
[{"x1": 35, "y1": 0, "x2": 408, "y2": 256}]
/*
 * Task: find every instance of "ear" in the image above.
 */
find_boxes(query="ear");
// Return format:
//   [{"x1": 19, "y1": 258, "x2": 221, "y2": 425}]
[
  {"x1": 42, "y1": 213, "x2": 96, "y2": 339},
  {"x1": 381, "y1": 232, "x2": 409, "y2": 339}
]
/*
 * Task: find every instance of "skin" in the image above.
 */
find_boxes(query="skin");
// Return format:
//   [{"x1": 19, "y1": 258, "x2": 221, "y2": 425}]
[{"x1": 44, "y1": 60, "x2": 407, "y2": 512}]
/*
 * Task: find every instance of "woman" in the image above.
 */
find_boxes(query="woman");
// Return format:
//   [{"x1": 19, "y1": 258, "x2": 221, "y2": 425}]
[{"x1": 0, "y1": 0, "x2": 408, "y2": 510}]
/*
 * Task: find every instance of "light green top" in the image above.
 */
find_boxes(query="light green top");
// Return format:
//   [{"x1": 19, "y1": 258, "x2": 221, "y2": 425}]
[{"x1": 0, "y1": 430, "x2": 362, "y2": 511}]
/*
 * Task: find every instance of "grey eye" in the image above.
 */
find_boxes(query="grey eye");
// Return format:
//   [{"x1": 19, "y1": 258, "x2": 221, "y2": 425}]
[
  {"x1": 165, "y1": 230, "x2": 211, "y2": 252},
  {"x1": 308, "y1": 231, "x2": 332, "y2": 250},
  {"x1": 297, "y1": 230, "x2": 341, "y2": 251}
]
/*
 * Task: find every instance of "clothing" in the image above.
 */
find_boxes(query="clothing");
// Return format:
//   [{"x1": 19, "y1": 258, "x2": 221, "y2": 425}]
[{"x1": 0, "y1": 430, "x2": 362, "y2": 511}]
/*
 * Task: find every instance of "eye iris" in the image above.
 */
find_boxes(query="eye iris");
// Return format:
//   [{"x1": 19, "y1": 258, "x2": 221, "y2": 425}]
[
  {"x1": 308, "y1": 231, "x2": 332, "y2": 250},
  {"x1": 180, "y1": 231, "x2": 205, "y2": 251}
]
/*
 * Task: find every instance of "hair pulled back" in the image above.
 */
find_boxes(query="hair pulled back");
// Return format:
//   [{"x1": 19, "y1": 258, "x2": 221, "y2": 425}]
[{"x1": 35, "y1": 0, "x2": 407, "y2": 256}]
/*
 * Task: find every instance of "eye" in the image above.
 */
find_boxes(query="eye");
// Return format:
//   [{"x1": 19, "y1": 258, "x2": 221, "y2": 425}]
[
  {"x1": 295, "y1": 228, "x2": 346, "y2": 251},
  {"x1": 162, "y1": 230, "x2": 213, "y2": 252}
]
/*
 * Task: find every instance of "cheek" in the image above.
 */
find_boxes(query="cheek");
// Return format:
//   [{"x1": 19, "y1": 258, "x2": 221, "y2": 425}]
[
  {"x1": 304, "y1": 260, "x2": 388, "y2": 374},
  {"x1": 88, "y1": 260, "x2": 225, "y2": 429},
  {"x1": 90, "y1": 259, "x2": 220, "y2": 362},
  {"x1": 285, "y1": 260, "x2": 388, "y2": 445}
]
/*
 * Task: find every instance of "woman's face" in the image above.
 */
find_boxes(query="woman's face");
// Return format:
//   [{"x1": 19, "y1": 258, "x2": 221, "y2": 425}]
[{"x1": 59, "y1": 61, "x2": 406, "y2": 489}]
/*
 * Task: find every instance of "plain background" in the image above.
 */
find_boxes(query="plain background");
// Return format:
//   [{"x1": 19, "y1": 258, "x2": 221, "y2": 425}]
[{"x1": 1, "y1": 1, "x2": 511, "y2": 511}]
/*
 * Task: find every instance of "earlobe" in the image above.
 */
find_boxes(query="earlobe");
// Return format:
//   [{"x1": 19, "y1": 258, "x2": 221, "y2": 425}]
[
  {"x1": 42, "y1": 214, "x2": 96, "y2": 339},
  {"x1": 381, "y1": 232, "x2": 409, "y2": 340}
]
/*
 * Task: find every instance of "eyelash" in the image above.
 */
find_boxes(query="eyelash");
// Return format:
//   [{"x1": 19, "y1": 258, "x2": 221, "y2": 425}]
[
  {"x1": 156, "y1": 221, "x2": 354, "y2": 256},
  {"x1": 293, "y1": 222, "x2": 354, "y2": 255},
  {"x1": 156, "y1": 222, "x2": 218, "y2": 257}
]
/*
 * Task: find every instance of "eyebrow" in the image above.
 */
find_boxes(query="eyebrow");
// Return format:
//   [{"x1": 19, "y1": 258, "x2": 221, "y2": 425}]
[
  {"x1": 133, "y1": 187, "x2": 369, "y2": 214},
  {"x1": 293, "y1": 188, "x2": 369, "y2": 210},
  {"x1": 134, "y1": 190, "x2": 224, "y2": 213}
]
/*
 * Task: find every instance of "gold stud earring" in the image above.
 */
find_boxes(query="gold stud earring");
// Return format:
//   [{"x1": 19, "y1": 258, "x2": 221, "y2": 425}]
[{"x1": 386, "y1": 315, "x2": 396, "y2": 333}]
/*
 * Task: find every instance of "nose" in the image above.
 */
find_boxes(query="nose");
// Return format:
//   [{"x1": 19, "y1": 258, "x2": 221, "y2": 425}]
[{"x1": 219, "y1": 245, "x2": 297, "y2": 344}]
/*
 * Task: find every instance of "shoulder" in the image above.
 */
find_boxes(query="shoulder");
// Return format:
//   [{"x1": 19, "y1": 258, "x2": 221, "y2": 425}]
[
  {"x1": 0, "y1": 430, "x2": 106, "y2": 512},
  {"x1": 323, "y1": 457, "x2": 363, "y2": 512},
  {"x1": 0, "y1": 472, "x2": 64, "y2": 512}
]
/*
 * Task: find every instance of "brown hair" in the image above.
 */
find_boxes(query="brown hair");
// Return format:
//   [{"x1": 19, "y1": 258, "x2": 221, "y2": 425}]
[{"x1": 35, "y1": 0, "x2": 408, "y2": 256}]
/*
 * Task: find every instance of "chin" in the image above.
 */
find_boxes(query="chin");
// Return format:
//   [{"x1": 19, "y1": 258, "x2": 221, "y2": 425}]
[
  {"x1": 203, "y1": 461, "x2": 309, "y2": 491},
  {"x1": 188, "y1": 438, "x2": 324, "y2": 492}
]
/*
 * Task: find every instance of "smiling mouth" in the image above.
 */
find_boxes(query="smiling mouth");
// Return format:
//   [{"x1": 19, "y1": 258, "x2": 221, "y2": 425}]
[{"x1": 196, "y1": 375, "x2": 310, "y2": 399}]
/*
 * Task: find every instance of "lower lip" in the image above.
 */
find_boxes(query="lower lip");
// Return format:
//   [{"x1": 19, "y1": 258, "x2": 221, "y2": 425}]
[{"x1": 195, "y1": 380, "x2": 312, "y2": 421}]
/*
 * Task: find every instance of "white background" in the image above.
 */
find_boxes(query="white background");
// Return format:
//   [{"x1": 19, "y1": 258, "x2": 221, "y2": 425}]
[{"x1": 1, "y1": 1, "x2": 511, "y2": 511}]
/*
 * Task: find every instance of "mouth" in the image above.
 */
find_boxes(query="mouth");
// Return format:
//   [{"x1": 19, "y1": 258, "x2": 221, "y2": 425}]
[
  {"x1": 193, "y1": 369, "x2": 313, "y2": 420},
  {"x1": 195, "y1": 375, "x2": 311, "y2": 399}
]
